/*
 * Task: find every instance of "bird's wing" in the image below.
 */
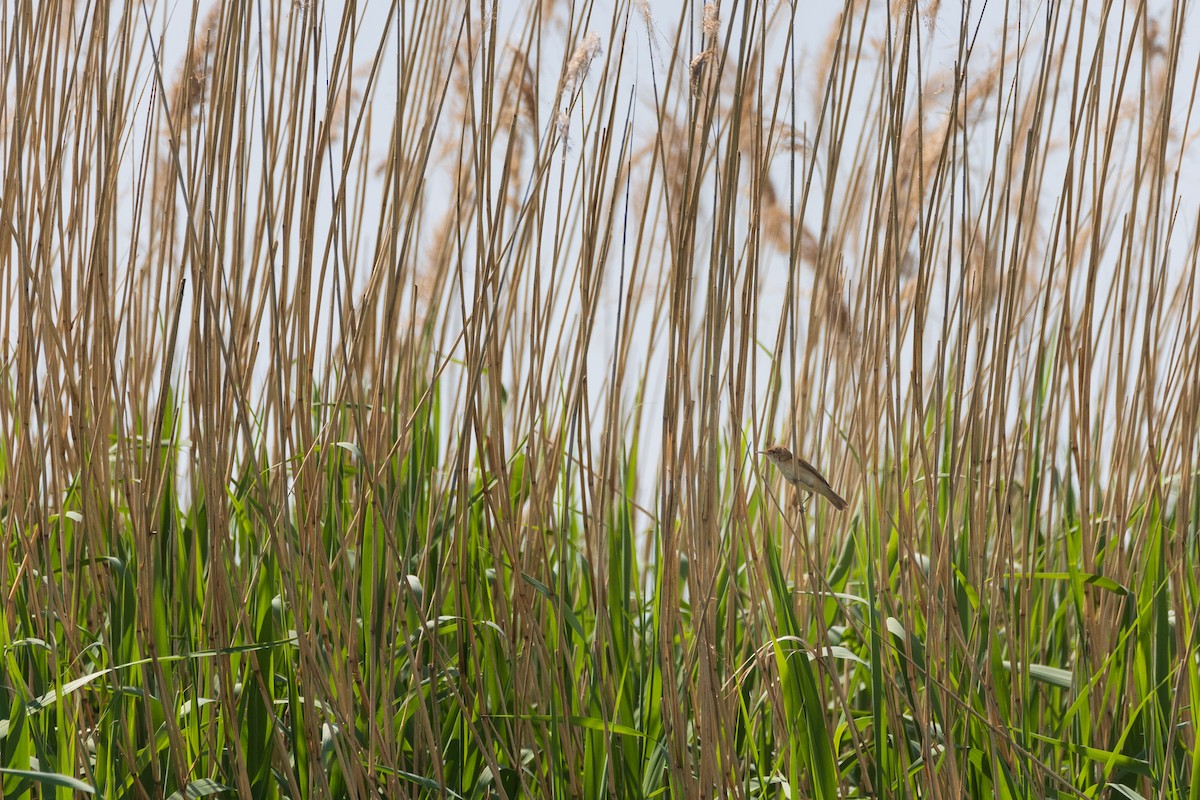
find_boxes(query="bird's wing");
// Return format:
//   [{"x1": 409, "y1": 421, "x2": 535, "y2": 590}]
[{"x1": 797, "y1": 458, "x2": 848, "y2": 510}]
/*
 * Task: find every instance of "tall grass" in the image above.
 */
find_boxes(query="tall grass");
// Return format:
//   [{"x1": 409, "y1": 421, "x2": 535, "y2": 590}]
[{"x1": 2, "y1": 0, "x2": 1199, "y2": 797}]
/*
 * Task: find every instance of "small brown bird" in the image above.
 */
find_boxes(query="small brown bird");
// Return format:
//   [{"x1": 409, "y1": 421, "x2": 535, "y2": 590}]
[{"x1": 759, "y1": 445, "x2": 848, "y2": 510}]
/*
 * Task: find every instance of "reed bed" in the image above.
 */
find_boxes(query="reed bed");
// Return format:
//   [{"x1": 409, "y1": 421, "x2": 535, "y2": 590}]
[{"x1": 2, "y1": 1, "x2": 1199, "y2": 797}]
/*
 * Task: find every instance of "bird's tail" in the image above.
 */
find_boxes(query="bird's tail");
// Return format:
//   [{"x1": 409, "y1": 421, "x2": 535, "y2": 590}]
[{"x1": 817, "y1": 483, "x2": 848, "y2": 511}]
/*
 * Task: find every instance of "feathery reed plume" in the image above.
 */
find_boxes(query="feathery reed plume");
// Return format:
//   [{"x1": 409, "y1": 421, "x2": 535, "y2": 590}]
[
  {"x1": 689, "y1": 50, "x2": 715, "y2": 96},
  {"x1": 564, "y1": 32, "x2": 602, "y2": 95},
  {"x1": 701, "y1": 3, "x2": 721, "y2": 38}
]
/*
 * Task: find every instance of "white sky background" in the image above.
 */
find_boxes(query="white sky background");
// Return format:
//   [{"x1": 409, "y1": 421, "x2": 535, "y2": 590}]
[{"x1": 10, "y1": 0, "x2": 1200, "y2": 504}]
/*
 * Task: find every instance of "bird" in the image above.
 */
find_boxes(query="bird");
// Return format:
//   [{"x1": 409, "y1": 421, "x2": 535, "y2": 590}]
[{"x1": 759, "y1": 445, "x2": 848, "y2": 511}]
